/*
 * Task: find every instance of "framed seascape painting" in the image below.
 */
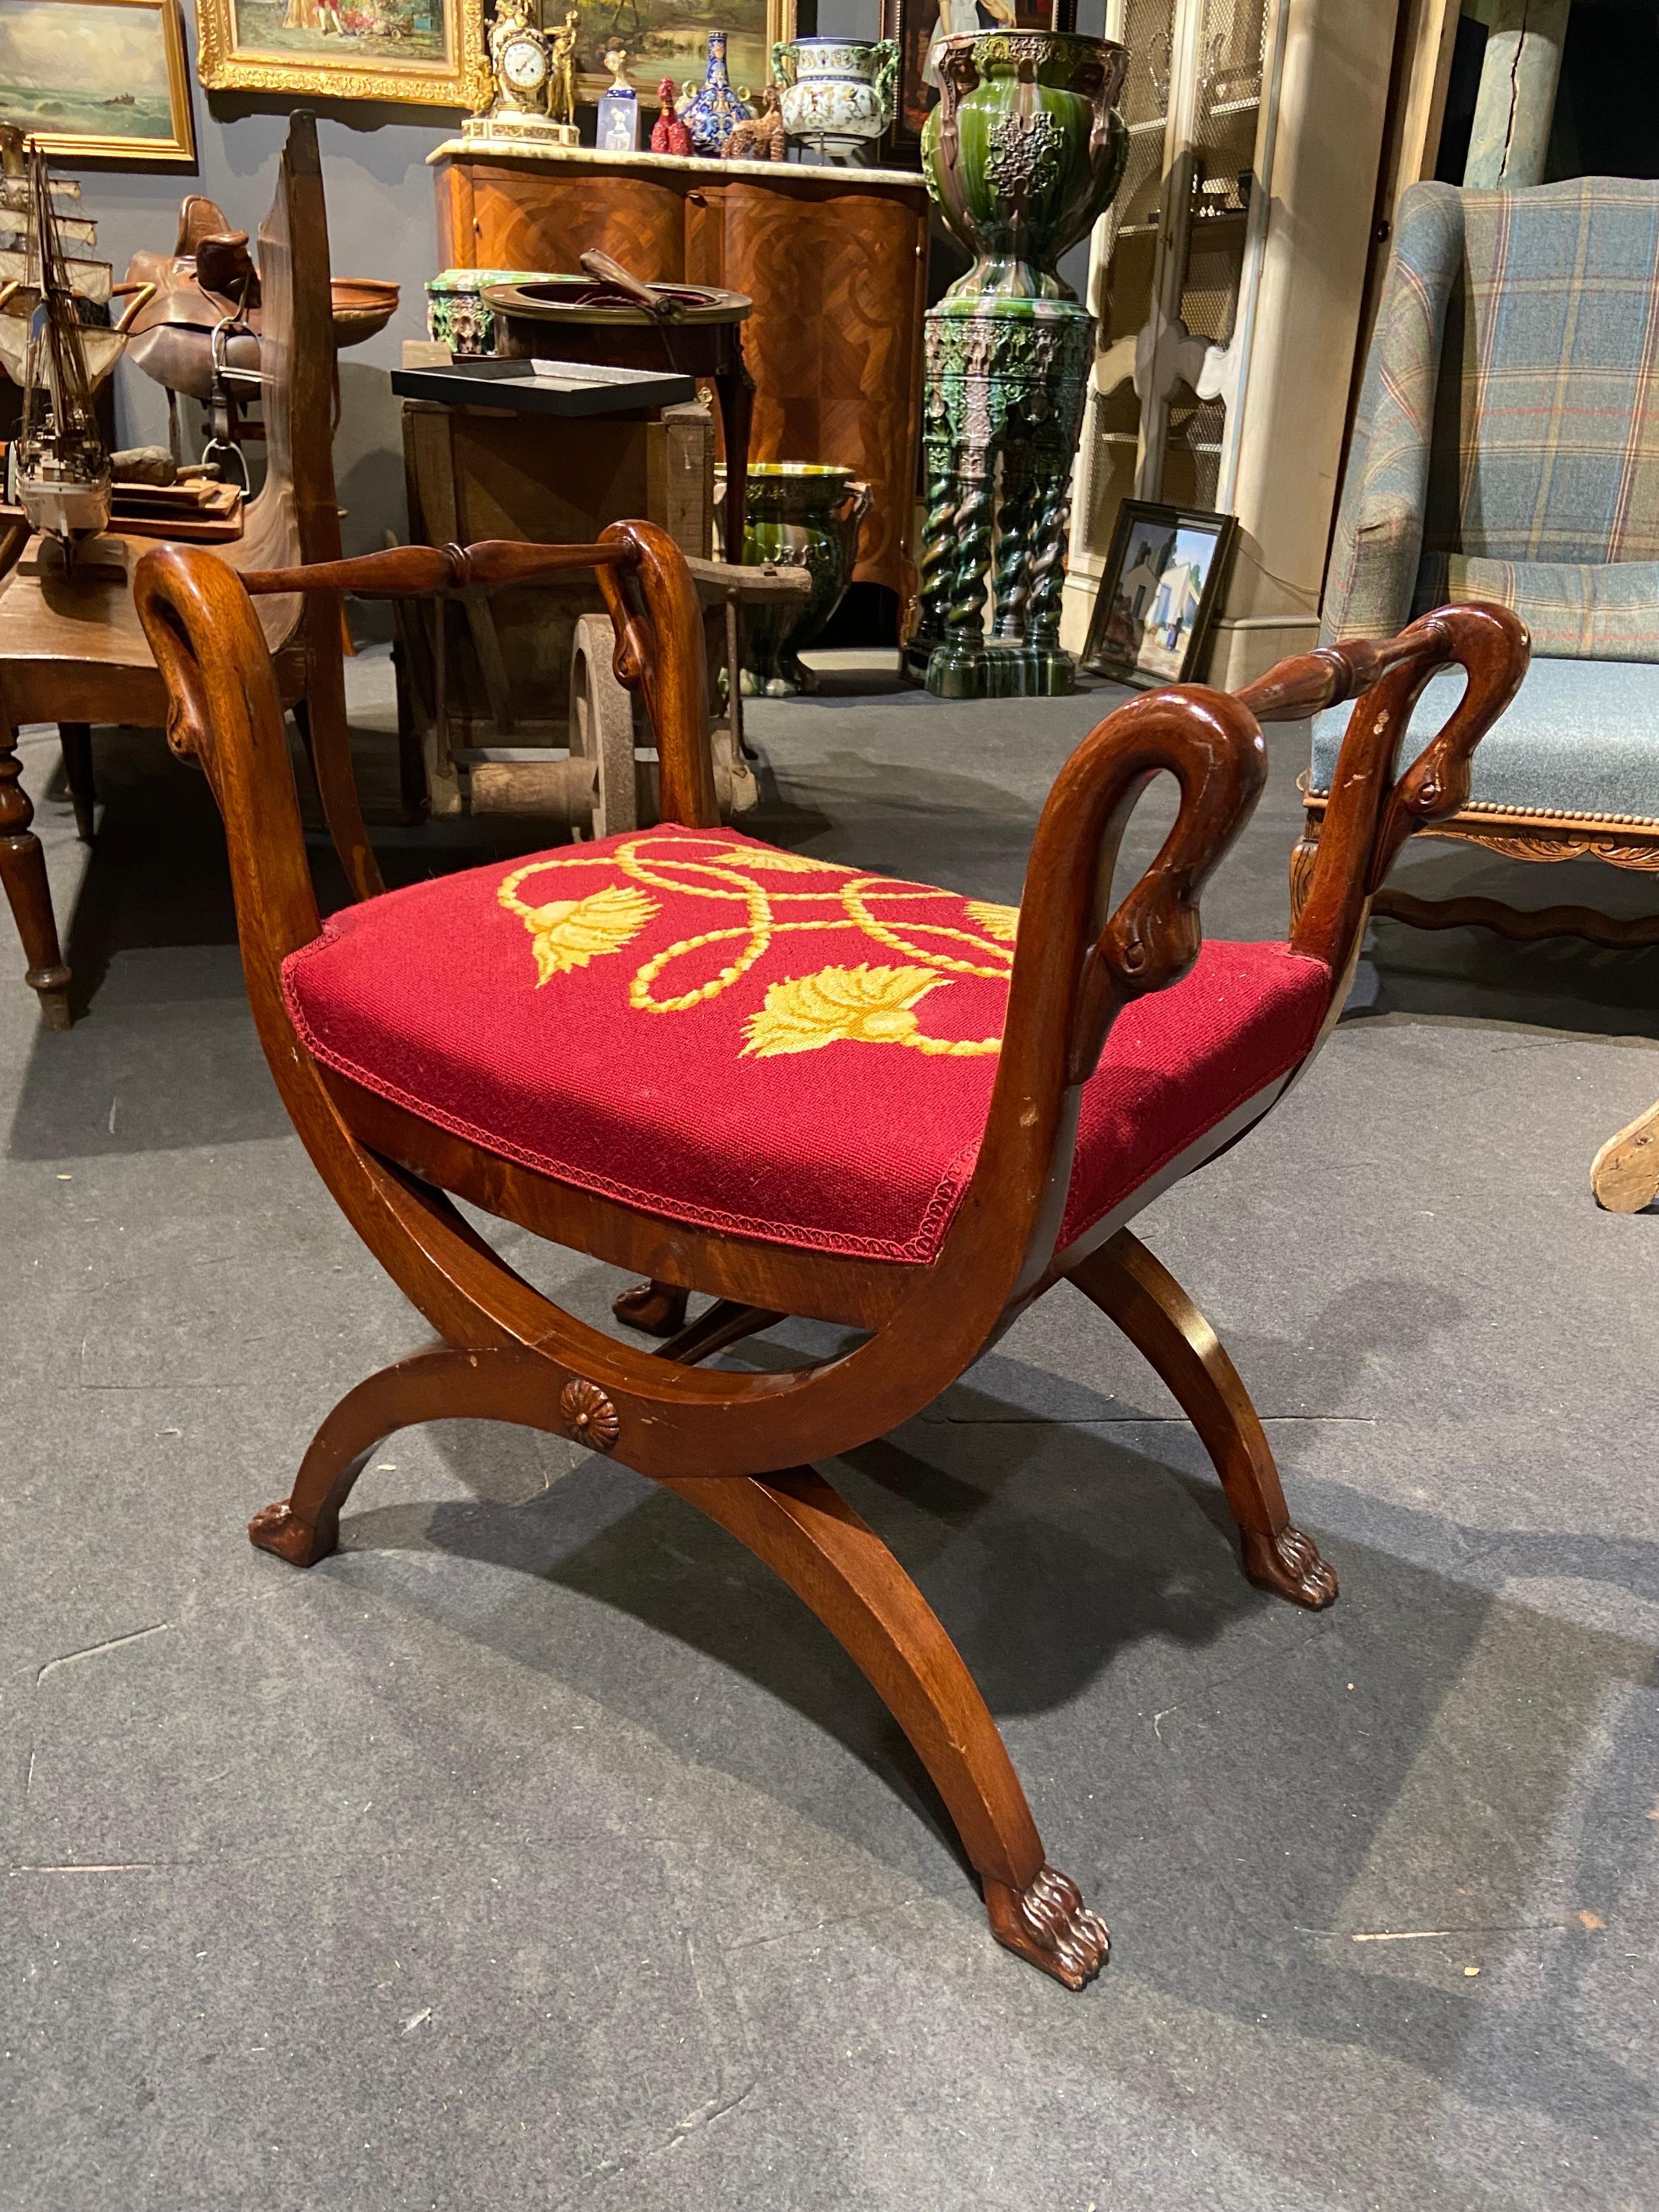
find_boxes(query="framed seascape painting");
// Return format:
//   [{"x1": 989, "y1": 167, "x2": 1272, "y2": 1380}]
[
  {"x1": 1081, "y1": 499, "x2": 1237, "y2": 689},
  {"x1": 195, "y1": 0, "x2": 486, "y2": 106},
  {"x1": 576, "y1": 1, "x2": 794, "y2": 110},
  {"x1": 0, "y1": 0, "x2": 195, "y2": 163}
]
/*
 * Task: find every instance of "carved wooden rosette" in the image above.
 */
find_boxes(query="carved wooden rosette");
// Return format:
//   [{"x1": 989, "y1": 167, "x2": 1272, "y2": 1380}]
[{"x1": 561, "y1": 1378, "x2": 622, "y2": 1451}]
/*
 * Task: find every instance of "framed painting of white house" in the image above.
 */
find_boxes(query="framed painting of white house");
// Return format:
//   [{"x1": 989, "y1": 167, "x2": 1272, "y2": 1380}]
[{"x1": 1082, "y1": 498, "x2": 1237, "y2": 689}]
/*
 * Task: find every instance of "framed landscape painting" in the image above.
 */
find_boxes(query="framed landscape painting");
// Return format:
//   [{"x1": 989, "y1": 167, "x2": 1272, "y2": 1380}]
[
  {"x1": 195, "y1": 0, "x2": 486, "y2": 107},
  {"x1": 0, "y1": 0, "x2": 195, "y2": 163},
  {"x1": 577, "y1": 1, "x2": 794, "y2": 111}
]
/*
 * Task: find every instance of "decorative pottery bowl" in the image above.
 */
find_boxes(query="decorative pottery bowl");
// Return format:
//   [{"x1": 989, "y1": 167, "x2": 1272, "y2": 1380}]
[
  {"x1": 716, "y1": 462, "x2": 873, "y2": 695},
  {"x1": 425, "y1": 269, "x2": 551, "y2": 357},
  {"x1": 771, "y1": 37, "x2": 898, "y2": 159},
  {"x1": 922, "y1": 33, "x2": 1128, "y2": 287}
]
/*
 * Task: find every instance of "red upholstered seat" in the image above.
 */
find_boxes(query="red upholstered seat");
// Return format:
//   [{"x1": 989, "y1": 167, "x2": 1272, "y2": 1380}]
[{"x1": 283, "y1": 825, "x2": 1330, "y2": 1265}]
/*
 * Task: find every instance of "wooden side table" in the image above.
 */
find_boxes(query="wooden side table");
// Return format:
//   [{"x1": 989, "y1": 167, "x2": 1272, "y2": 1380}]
[{"x1": 428, "y1": 139, "x2": 930, "y2": 616}]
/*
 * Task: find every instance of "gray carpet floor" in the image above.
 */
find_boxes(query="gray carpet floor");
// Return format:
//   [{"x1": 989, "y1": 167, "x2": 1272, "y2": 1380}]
[{"x1": 4, "y1": 648, "x2": 1658, "y2": 2212}]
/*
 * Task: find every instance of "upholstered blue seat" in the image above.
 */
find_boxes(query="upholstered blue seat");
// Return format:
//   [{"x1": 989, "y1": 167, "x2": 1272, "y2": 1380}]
[{"x1": 1311, "y1": 656, "x2": 1659, "y2": 824}]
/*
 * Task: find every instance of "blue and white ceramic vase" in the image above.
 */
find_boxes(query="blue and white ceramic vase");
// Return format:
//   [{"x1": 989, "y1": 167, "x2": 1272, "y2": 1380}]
[{"x1": 681, "y1": 31, "x2": 752, "y2": 155}]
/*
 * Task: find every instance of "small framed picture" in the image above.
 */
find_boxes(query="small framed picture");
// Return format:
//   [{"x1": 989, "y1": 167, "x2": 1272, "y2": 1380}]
[{"x1": 1081, "y1": 499, "x2": 1238, "y2": 689}]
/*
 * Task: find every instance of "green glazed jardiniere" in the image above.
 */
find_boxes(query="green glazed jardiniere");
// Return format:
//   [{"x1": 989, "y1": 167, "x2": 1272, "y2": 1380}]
[
  {"x1": 426, "y1": 269, "x2": 552, "y2": 357},
  {"x1": 922, "y1": 32, "x2": 1128, "y2": 301},
  {"x1": 907, "y1": 32, "x2": 1127, "y2": 699},
  {"x1": 718, "y1": 463, "x2": 874, "y2": 695}
]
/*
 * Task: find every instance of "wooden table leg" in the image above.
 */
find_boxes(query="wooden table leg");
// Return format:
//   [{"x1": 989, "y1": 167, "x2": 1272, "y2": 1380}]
[
  {"x1": 59, "y1": 723, "x2": 95, "y2": 844},
  {"x1": 0, "y1": 725, "x2": 71, "y2": 1029},
  {"x1": 713, "y1": 351, "x2": 755, "y2": 564}
]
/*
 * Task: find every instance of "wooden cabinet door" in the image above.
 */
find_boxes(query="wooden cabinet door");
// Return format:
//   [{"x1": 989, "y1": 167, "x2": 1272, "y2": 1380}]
[
  {"x1": 717, "y1": 176, "x2": 927, "y2": 599},
  {"x1": 437, "y1": 157, "x2": 687, "y2": 281}
]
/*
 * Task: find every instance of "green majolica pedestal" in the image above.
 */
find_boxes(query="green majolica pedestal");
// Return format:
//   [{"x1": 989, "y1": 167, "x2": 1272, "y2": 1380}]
[{"x1": 905, "y1": 32, "x2": 1128, "y2": 699}]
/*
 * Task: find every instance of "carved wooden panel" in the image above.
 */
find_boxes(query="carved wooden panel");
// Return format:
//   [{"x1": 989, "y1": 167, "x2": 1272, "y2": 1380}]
[
  {"x1": 435, "y1": 161, "x2": 687, "y2": 284},
  {"x1": 432, "y1": 153, "x2": 928, "y2": 601}
]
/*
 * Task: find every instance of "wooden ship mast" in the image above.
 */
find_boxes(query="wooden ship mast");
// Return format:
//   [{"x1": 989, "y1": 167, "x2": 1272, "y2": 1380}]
[{"x1": 13, "y1": 142, "x2": 110, "y2": 550}]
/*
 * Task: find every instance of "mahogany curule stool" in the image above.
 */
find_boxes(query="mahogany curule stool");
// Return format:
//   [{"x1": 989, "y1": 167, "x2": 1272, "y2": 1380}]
[{"x1": 134, "y1": 520, "x2": 1527, "y2": 1990}]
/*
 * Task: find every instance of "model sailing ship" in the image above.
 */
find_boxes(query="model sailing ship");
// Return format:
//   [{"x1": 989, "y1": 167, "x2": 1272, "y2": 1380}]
[{"x1": 7, "y1": 144, "x2": 111, "y2": 552}]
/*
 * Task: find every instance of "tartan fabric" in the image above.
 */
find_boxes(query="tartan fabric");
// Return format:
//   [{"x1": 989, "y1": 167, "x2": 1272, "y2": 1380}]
[
  {"x1": 1451, "y1": 183, "x2": 1659, "y2": 564},
  {"x1": 1415, "y1": 552, "x2": 1659, "y2": 658},
  {"x1": 1323, "y1": 178, "x2": 1659, "y2": 647},
  {"x1": 282, "y1": 823, "x2": 1332, "y2": 1266},
  {"x1": 1323, "y1": 184, "x2": 1465, "y2": 643}
]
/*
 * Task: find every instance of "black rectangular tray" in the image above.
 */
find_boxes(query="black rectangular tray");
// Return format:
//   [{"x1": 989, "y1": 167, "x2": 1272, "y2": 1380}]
[{"x1": 390, "y1": 356, "x2": 698, "y2": 417}]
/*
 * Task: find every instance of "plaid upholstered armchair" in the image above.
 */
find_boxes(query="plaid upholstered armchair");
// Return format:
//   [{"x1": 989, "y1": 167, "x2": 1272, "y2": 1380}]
[{"x1": 1294, "y1": 177, "x2": 1659, "y2": 955}]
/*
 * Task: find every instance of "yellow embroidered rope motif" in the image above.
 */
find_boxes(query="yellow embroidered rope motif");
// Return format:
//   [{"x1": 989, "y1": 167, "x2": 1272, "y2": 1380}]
[{"x1": 496, "y1": 836, "x2": 1017, "y2": 1057}]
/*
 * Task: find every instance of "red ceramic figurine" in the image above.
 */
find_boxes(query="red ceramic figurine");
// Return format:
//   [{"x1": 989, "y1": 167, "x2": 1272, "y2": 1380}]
[{"x1": 651, "y1": 78, "x2": 693, "y2": 156}]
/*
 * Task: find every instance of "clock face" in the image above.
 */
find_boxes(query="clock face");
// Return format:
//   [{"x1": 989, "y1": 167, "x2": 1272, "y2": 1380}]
[{"x1": 501, "y1": 34, "x2": 549, "y2": 92}]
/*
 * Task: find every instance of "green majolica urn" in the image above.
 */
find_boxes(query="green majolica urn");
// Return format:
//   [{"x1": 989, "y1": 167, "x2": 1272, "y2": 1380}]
[
  {"x1": 719, "y1": 463, "x2": 873, "y2": 695},
  {"x1": 910, "y1": 32, "x2": 1128, "y2": 698},
  {"x1": 922, "y1": 33, "x2": 1128, "y2": 297}
]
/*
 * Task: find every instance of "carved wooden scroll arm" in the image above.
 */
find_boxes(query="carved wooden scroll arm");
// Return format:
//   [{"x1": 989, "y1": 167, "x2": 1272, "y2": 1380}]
[
  {"x1": 240, "y1": 523, "x2": 720, "y2": 833},
  {"x1": 996, "y1": 685, "x2": 1270, "y2": 1096},
  {"x1": 136, "y1": 545, "x2": 323, "y2": 975},
  {"x1": 1284, "y1": 601, "x2": 1530, "y2": 970},
  {"x1": 238, "y1": 538, "x2": 634, "y2": 598},
  {"x1": 938, "y1": 685, "x2": 1268, "y2": 1311},
  {"x1": 597, "y1": 520, "x2": 719, "y2": 828}
]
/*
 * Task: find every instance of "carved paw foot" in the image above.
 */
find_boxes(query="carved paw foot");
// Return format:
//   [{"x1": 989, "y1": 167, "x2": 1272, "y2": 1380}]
[
  {"x1": 247, "y1": 1499, "x2": 335, "y2": 1568},
  {"x1": 1242, "y1": 1524, "x2": 1339, "y2": 1610},
  {"x1": 984, "y1": 1863, "x2": 1109, "y2": 1990},
  {"x1": 611, "y1": 1280, "x2": 691, "y2": 1336}
]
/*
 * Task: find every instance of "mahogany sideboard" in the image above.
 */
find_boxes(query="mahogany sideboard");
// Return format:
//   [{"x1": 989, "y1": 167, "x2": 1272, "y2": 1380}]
[{"x1": 428, "y1": 138, "x2": 930, "y2": 609}]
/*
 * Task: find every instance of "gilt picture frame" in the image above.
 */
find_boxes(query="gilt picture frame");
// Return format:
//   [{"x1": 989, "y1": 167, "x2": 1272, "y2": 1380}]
[
  {"x1": 194, "y1": 0, "x2": 487, "y2": 108},
  {"x1": 0, "y1": 0, "x2": 196, "y2": 164}
]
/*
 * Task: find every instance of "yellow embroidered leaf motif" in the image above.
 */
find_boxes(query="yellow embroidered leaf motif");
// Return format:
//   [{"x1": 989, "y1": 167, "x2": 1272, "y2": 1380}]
[
  {"x1": 741, "y1": 964, "x2": 945, "y2": 1058},
  {"x1": 965, "y1": 899, "x2": 1019, "y2": 944},
  {"x1": 510, "y1": 883, "x2": 658, "y2": 986},
  {"x1": 724, "y1": 848, "x2": 833, "y2": 873}
]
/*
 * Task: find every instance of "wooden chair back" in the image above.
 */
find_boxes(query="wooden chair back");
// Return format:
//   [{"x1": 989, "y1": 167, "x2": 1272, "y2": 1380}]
[{"x1": 224, "y1": 111, "x2": 342, "y2": 654}]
